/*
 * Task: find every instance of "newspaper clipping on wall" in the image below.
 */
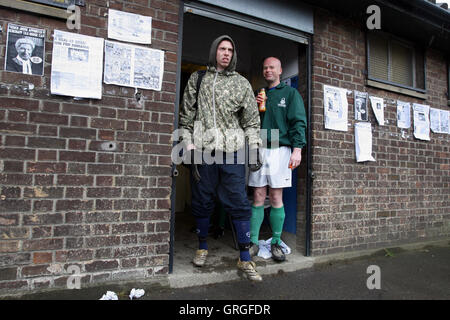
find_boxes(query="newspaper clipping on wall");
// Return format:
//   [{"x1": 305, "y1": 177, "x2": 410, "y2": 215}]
[
  {"x1": 108, "y1": 9, "x2": 152, "y2": 44},
  {"x1": 397, "y1": 100, "x2": 411, "y2": 129},
  {"x1": 50, "y1": 30, "x2": 104, "y2": 99},
  {"x1": 324, "y1": 85, "x2": 348, "y2": 132},
  {"x1": 413, "y1": 103, "x2": 430, "y2": 141},
  {"x1": 430, "y1": 108, "x2": 450, "y2": 134},
  {"x1": 369, "y1": 96, "x2": 385, "y2": 126},
  {"x1": 4, "y1": 23, "x2": 45, "y2": 76},
  {"x1": 355, "y1": 122, "x2": 375, "y2": 162},
  {"x1": 354, "y1": 91, "x2": 368, "y2": 121},
  {"x1": 104, "y1": 40, "x2": 164, "y2": 91}
]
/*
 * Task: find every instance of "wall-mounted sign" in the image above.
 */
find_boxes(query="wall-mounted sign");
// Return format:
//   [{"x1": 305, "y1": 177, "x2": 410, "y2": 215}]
[
  {"x1": 23, "y1": 0, "x2": 78, "y2": 9},
  {"x1": 0, "y1": 0, "x2": 84, "y2": 19},
  {"x1": 23, "y1": 0, "x2": 84, "y2": 9}
]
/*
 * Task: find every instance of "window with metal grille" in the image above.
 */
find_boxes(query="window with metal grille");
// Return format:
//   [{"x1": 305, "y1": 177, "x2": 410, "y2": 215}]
[{"x1": 367, "y1": 32, "x2": 425, "y2": 92}]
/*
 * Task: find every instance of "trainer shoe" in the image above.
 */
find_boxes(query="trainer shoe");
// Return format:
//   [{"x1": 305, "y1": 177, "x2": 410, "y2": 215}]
[
  {"x1": 249, "y1": 243, "x2": 259, "y2": 257},
  {"x1": 192, "y1": 249, "x2": 208, "y2": 267},
  {"x1": 237, "y1": 259, "x2": 262, "y2": 282},
  {"x1": 271, "y1": 243, "x2": 286, "y2": 262}
]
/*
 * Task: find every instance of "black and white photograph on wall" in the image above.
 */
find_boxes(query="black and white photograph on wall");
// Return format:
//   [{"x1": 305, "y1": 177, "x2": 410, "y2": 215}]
[
  {"x1": 4, "y1": 23, "x2": 45, "y2": 76},
  {"x1": 354, "y1": 91, "x2": 368, "y2": 121}
]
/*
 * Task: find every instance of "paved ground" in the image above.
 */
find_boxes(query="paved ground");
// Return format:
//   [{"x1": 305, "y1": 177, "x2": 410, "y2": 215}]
[
  {"x1": 144, "y1": 243, "x2": 450, "y2": 300},
  {"x1": 5, "y1": 241, "x2": 449, "y2": 301}
]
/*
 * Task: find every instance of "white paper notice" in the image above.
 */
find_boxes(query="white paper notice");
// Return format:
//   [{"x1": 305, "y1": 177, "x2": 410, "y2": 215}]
[
  {"x1": 369, "y1": 96, "x2": 384, "y2": 126},
  {"x1": 430, "y1": 108, "x2": 450, "y2": 134},
  {"x1": 108, "y1": 9, "x2": 152, "y2": 44},
  {"x1": 413, "y1": 103, "x2": 430, "y2": 141},
  {"x1": 51, "y1": 30, "x2": 104, "y2": 99},
  {"x1": 104, "y1": 40, "x2": 164, "y2": 91},
  {"x1": 355, "y1": 122, "x2": 375, "y2": 162},
  {"x1": 324, "y1": 85, "x2": 348, "y2": 132},
  {"x1": 442, "y1": 110, "x2": 450, "y2": 134},
  {"x1": 396, "y1": 101, "x2": 411, "y2": 129}
]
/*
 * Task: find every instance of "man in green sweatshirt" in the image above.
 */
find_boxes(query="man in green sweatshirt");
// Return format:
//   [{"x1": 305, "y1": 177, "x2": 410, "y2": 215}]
[{"x1": 249, "y1": 57, "x2": 307, "y2": 262}]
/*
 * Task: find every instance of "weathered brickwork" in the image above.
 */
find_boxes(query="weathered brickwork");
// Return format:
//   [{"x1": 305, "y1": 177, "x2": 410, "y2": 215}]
[
  {"x1": 0, "y1": 0, "x2": 178, "y2": 293},
  {"x1": 310, "y1": 9, "x2": 449, "y2": 255},
  {"x1": 0, "y1": 1, "x2": 448, "y2": 295}
]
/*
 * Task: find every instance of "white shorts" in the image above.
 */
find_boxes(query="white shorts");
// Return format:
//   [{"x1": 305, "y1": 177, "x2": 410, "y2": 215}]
[{"x1": 248, "y1": 146, "x2": 292, "y2": 188}]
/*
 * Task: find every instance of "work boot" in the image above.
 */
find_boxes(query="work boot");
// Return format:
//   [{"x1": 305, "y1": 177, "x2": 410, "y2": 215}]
[
  {"x1": 249, "y1": 243, "x2": 259, "y2": 257},
  {"x1": 192, "y1": 249, "x2": 208, "y2": 267},
  {"x1": 271, "y1": 243, "x2": 286, "y2": 262},
  {"x1": 237, "y1": 259, "x2": 262, "y2": 282}
]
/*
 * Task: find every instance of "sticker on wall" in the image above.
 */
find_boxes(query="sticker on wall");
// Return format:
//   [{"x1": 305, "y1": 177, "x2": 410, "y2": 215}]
[
  {"x1": 369, "y1": 96, "x2": 384, "y2": 126},
  {"x1": 413, "y1": 103, "x2": 430, "y2": 141},
  {"x1": 354, "y1": 91, "x2": 369, "y2": 121},
  {"x1": 324, "y1": 85, "x2": 348, "y2": 132},
  {"x1": 396, "y1": 101, "x2": 411, "y2": 129},
  {"x1": 4, "y1": 23, "x2": 45, "y2": 76},
  {"x1": 50, "y1": 30, "x2": 104, "y2": 99},
  {"x1": 108, "y1": 9, "x2": 152, "y2": 44},
  {"x1": 355, "y1": 122, "x2": 375, "y2": 162},
  {"x1": 430, "y1": 108, "x2": 450, "y2": 134}
]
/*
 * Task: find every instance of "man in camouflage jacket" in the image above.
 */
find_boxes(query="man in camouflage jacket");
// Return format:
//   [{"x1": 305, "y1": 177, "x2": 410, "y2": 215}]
[{"x1": 179, "y1": 35, "x2": 262, "y2": 281}]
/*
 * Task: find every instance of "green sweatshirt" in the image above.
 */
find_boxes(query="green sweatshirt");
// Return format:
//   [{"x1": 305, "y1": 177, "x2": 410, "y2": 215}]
[{"x1": 261, "y1": 82, "x2": 307, "y2": 149}]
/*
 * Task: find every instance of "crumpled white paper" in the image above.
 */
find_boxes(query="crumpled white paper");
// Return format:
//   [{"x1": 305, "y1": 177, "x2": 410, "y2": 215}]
[
  {"x1": 99, "y1": 289, "x2": 145, "y2": 300},
  {"x1": 99, "y1": 291, "x2": 118, "y2": 300},
  {"x1": 129, "y1": 288, "x2": 145, "y2": 300},
  {"x1": 257, "y1": 238, "x2": 291, "y2": 259}
]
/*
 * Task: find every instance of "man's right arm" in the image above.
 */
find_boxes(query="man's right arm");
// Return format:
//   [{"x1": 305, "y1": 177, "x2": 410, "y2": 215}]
[{"x1": 179, "y1": 72, "x2": 200, "y2": 148}]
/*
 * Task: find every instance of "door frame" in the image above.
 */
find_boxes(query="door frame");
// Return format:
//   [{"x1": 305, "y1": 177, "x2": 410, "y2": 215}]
[{"x1": 169, "y1": 0, "x2": 313, "y2": 273}]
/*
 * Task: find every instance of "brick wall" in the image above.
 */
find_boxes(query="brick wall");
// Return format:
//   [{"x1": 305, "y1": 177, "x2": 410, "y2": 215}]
[
  {"x1": 310, "y1": 8, "x2": 450, "y2": 255},
  {"x1": 0, "y1": 0, "x2": 179, "y2": 293}
]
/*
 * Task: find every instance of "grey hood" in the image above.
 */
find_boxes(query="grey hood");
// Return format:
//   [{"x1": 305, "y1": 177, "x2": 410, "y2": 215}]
[{"x1": 208, "y1": 35, "x2": 237, "y2": 73}]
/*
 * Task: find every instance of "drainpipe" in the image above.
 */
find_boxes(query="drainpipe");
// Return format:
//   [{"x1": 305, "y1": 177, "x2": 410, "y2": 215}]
[{"x1": 305, "y1": 37, "x2": 313, "y2": 257}]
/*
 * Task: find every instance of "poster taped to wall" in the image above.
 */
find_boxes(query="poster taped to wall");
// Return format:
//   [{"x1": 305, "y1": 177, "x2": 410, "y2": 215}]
[
  {"x1": 324, "y1": 85, "x2": 348, "y2": 132},
  {"x1": 355, "y1": 122, "x2": 375, "y2": 162},
  {"x1": 369, "y1": 96, "x2": 385, "y2": 126},
  {"x1": 354, "y1": 91, "x2": 368, "y2": 121},
  {"x1": 430, "y1": 108, "x2": 450, "y2": 134},
  {"x1": 4, "y1": 23, "x2": 45, "y2": 76},
  {"x1": 104, "y1": 40, "x2": 164, "y2": 91},
  {"x1": 413, "y1": 103, "x2": 430, "y2": 141},
  {"x1": 50, "y1": 30, "x2": 104, "y2": 99},
  {"x1": 108, "y1": 9, "x2": 152, "y2": 44},
  {"x1": 396, "y1": 101, "x2": 411, "y2": 129}
]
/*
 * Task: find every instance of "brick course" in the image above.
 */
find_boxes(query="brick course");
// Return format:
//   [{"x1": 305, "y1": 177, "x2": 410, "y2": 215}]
[{"x1": 0, "y1": 0, "x2": 178, "y2": 293}]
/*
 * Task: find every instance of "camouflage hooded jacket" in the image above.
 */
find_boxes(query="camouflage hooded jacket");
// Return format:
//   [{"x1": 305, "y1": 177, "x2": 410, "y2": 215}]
[{"x1": 179, "y1": 35, "x2": 261, "y2": 153}]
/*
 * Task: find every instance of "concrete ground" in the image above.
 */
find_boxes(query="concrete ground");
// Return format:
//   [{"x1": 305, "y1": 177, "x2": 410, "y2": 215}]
[
  {"x1": 2, "y1": 236, "x2": 449, "y2": 301},
  {"x1": 168, "y1": 211, "x2": 313, "y2": 288}
]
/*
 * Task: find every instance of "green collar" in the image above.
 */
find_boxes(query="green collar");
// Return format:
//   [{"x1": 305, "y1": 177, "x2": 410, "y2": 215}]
[{"x1": 268, "y1": 82, "x2": 286, "y2": 90}]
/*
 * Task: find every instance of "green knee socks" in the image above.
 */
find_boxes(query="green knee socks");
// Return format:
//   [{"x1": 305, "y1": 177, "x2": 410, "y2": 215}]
[
  {"x1": 250, "y1": 205, "x2": 264, "y2": 245},
  {"x1": 270, "y1": 206, "x2": 285, "y2": 245},
  {"x1": 251, "y1": 205, "x2": 286, "y2": 245}
]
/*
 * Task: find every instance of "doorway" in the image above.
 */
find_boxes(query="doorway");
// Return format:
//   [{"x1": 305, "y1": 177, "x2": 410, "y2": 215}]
[{"x1": 170, "y1": 4, "x2": 311, "y2": 276}]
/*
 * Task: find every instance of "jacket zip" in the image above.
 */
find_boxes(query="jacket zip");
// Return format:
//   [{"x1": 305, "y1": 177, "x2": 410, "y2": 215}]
[{"x1": 212, "y1": 71, "x2": 219, "y2": 150}]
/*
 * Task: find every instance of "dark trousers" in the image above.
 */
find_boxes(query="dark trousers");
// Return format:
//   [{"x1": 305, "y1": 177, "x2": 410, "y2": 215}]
[{"x1": 190, "y1": 153, "x2": 251, "y2": 222}]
